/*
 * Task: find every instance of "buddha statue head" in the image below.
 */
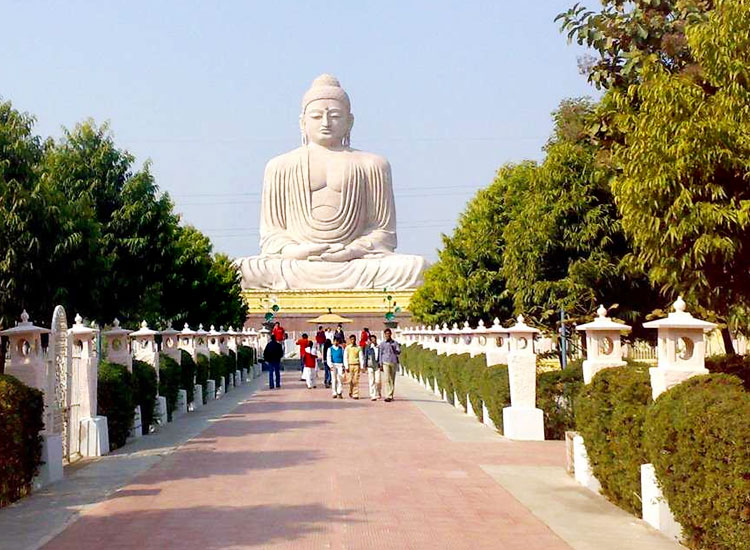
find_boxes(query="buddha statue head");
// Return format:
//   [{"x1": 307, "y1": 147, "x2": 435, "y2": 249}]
[{"x1": 300, "y1": 74, "x2": 354, "y2": 149}]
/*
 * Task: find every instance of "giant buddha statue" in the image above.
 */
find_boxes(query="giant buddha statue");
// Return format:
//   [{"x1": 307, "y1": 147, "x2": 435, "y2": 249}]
[{"x1": 236, "y1": 74, "x2": 427, "y2": 290}]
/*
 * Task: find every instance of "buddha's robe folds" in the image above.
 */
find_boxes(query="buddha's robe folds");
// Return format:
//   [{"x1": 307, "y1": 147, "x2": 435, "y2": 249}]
[{"x1": 236, "y1": 147, "x2": 427, "y2": 290}]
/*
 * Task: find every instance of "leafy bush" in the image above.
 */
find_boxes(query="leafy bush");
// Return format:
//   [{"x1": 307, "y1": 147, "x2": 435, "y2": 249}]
[
  {"x1": 574, "y1": 364, "x2": 652, "y2": 515},
  {"x1": 178, "y1": 352, "x2": 195, "y2": 405},
  {"x1": 195, "y1": 353, "x2": 209, "y2": 402},
  {"x1": 158, "y1": 354, "x2": 181, "y2": 421},
  {"x1": 537, "y1": 360, "x2": 584, "y2": 440},
  {"x1": 132, "y1": 359, "x2": 157, "y2": 433},
  {"x1": 209, "y1": 352, "x2": 227, "y2": 392},
  {"x1": 227, "y1": 349, "x2": 238, "y2": 384},
  {"x1": 644, "y1": 375, "x2": 750, "y2": 550},
  {"x1": 237, "y1": 345, "x2": 256, "y2": 372},
  {"x1": 97, "y1": 361, "x2": 135, "y2": 450},
  {"x1": 706, "y1": 353, "x2": 750, "y2": 390},
  {"x1": 478, "y1": 364, "x2": 510, "y2": 433},
  {"x1": 0, "y1": 374, "x2": 44, "y2": 508}
]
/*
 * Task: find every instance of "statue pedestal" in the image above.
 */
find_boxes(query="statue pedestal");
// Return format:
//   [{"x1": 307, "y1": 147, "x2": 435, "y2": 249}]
[
  {"x1": 502, "y1": 407, "x2": 544, "y2": 441},
  {"x1": 242, "y1": 288, "x2": 416, "y2": 331}
]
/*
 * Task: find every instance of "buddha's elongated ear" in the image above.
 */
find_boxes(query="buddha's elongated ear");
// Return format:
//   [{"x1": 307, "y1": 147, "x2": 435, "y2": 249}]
[
  {"x1": 299, "y1": 114, "x2": 308, "y2": 146},
  {"x1": 343, "y1": 113, "x2": 354, "y2": 147}
]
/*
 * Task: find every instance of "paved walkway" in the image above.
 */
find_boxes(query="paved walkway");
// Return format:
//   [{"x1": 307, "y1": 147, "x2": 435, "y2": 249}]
[{"x1": 6, "y1": 366, "x2": 683, "y2": 549}]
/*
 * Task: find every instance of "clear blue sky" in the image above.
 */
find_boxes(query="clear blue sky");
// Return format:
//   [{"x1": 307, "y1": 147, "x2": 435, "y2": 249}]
[{"x1": 1, "y1": 1, "x2": 593, "y2": 261}]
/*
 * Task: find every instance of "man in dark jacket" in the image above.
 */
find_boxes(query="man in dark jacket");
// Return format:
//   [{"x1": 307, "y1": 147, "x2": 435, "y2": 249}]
[{"x1": 264, "y1": 334, "x2": 284, "y2": 389}]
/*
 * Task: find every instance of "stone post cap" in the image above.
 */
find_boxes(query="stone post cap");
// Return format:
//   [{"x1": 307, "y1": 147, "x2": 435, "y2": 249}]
[
  {"x1": 130, "y1": 320, "x2": 158, "y2": 338},
  {"x1": 506, "y1": 314, "x2": 540, "y2": 335},
  {"x1": 577, "y1": 305, "x2": 632, "y2": 332},
  {"x1": 103, "y1": 318, "x2": 132, "y2": 337},
  {"x1": 180, "y1": 323, "x2": 196, "y2": 335},
  {"x1": 486, "y1": 317, "x2": 508, "y2": 334},
  {"x1": 0, "y1": 310, "x2": 51, "y2": 337},
  {"x1": 69, "y1": 313, "x2": 96, "y2": 337},
  {"x1": 642, "y1": 296, "x2": 716, "y2": 331}
]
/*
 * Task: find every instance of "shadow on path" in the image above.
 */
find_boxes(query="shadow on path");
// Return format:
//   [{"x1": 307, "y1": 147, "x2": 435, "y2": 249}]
[{"x1": 43, "y1": 503, "x2": 359, "y2": 549}]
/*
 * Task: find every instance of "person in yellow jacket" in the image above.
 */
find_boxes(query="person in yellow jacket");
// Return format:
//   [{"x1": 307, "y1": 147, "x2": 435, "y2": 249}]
[{"x1": 344, "y1": 334, "x2": 363, "y2": 399}]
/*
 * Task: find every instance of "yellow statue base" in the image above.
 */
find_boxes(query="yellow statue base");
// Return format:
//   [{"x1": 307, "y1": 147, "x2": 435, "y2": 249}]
[{"x1": 242, "y1": 288, "x2": 415, "y2": 314}]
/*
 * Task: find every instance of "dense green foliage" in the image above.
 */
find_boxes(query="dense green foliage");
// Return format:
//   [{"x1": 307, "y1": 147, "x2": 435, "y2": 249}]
[
  {"x1": 644, "y1": 375, "x2": 750, "y2": 550},
  {"x1": 178, "y1": 352, "x2": 196, "y2": 405},
  {"x1": 209, "y1": 352, "x2": 229, "y2": 393},
  {"x1": 400, "y1": 344, "x2": 580, "y2": 438},
  {"x1": 0, "y1": 102, "x2": 247, "y2": 331},
  {"x1": 537, "y1": 359, "x2": 584, "y2": 440},
  {"x1": 131, "y1": 359, "x2": 157, "y2": 433},
  {"x1": 237, "y1": 345, "x2": 257, "y2": 373},
  {"x1": 574, "y1": 364, "x2": 652, "y2": 515},
  {"x1": 0, "y1": 374, "x2": 44, "y2": 507},
  {"x1": 195, "y1": 353, "x2": 210, "y2": 403},
  {"x1": 411, "y1": 99, "x2": 657, "y2": 332},
  {"x1": 705, "y1": 353, "x2": 750, "y2": 389},
  {"x1": 158, "y1": 354, "x2": 181, "y2": 421},
  {"x1": 97, "y1": 361, "x2": 135, "y2": 450}
]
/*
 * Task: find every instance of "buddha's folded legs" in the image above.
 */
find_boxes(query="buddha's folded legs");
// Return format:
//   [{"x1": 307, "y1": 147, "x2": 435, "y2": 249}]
[{"x1": 236, "y1": 254, "x2": 427, "y2": 290}]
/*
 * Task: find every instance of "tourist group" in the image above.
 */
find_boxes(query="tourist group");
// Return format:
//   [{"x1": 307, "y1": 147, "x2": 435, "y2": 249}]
[{"x1": 262, "y1": 323, "x2": 401, "y2": 402}]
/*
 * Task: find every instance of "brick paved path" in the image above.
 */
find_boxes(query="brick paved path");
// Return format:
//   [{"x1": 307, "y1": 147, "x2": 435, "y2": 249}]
[{"x1": 44, "y1": 370, "x2": 570, "y2": 550}]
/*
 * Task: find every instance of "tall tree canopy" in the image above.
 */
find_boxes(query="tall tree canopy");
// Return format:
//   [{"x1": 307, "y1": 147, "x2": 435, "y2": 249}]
[
  {"x1": 0, "y1": 102, "x2": 247, "y2": 331},
  {"x1": 606, "y1": 0, "x2": 750, "y2": 338}
]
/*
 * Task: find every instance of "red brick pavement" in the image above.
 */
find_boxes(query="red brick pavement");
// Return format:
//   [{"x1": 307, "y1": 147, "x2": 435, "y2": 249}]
[{"x1": 44, "y1": 371, "x2": 571, "y2": 550}]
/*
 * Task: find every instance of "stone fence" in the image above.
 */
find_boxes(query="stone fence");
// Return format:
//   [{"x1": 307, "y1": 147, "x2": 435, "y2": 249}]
[
  {"x1": 396, "y1": 298, "x2": 724, "y2": 541},
  {"x1": 1, "y1": 306, "x2": 266, "y2": 492}
]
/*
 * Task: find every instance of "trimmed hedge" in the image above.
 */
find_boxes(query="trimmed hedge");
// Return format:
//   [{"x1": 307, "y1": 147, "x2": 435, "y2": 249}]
[
  {"x1": 644, "y1": 375, "x2": 750, "y2": 550},
  {"x1": 179, "y1": 352, "x2": 195, "y2": 405},
  {"x1": 158, "y1": 354, "x2": 181, "y2": 420},
  {"x1": 97, "y1": 360, "x2": 135, "y2": 450},
  {"x1": 574, "y1": 363, "x2": 652, "y2": 515},
  {"x1": 0, "y1": 374, "x2": 44, "y2": 508},
  {"x1": 209, "y1": 352, "x2": 226, "y2": 392},
  {"x1": 196, "y1": 353, "x2": 210, "y2": 402},
  {"x1": 537, "y1": 359, "x2": 584, "y2": 440},
  {"x1": 401, "y1": 344, "x2": 581, "y2": 438},
  {"x1": 237, "y1": 345, "x2": 256, "y2": 372},
  {"x1": 706, "y1": 353, "x2": 750, "y2": 390},
  {"x1": 132, "y1": 359, "x2": 157, "y2": 433}
]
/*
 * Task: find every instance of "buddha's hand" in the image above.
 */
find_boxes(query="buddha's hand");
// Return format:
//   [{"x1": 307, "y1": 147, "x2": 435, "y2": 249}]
[
  {"x1": 319, "y1": 243, "x2": 370, "y2": 262},
  {"x1": 281, "y1": 242, "x2": 330, "y2": 260}
]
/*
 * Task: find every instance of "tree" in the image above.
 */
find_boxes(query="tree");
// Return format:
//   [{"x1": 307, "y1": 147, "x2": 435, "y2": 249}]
[
  {"x1": 607, "y1": 0, "x2": 750, "y2": 350},
  {"x1": 161, "y1": 225, "x2": 247, "y2": 329},
  {"x1": 556, "y1": 0, "x2": 712, "y2": 91},
  {"x1": 410, "y1": 163, "x2": 527, "y2": 326},
  {"x1": 501, "y1": 98, "x2": 657, "y2": 330},
  {"x1": 43, "y1": 121, "x2": 179, "y2": 323}
]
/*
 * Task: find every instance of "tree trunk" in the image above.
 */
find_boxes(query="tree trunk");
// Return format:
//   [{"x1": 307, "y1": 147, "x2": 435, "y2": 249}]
[{"x1": 720, "y1": 326, "x2": 736, "y2": 356}]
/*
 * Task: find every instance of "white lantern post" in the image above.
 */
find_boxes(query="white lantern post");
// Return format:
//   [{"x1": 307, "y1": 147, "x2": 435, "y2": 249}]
[
  {"x1": 0, "y1": 311, "x2": 62, "y2": 486},
  {"x1": 130, "y1": 321, "x2": 167, "y2": 426},
  {"x1": 576, "y1": 305, "x2": 631, "y2": 384},
  {"x1": 502, "y1": 315, "x2": 544, "y2": 441},
  {"x1": 69, "y1": 314, "x2": 109, "y2": 456},
  {"x1": 639, "y1": 297, "x2": 715, "y2": 540}
]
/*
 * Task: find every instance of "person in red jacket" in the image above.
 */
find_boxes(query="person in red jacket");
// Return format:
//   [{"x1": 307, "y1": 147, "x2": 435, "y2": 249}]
[
  {"x1": 359, "y1": 327, "x2": 370, "y2": 351},
  {"x1": 296, "y1": 333, "x2": 310, "y2": 378},
  {"x1": 271, "y1": 322, "x2": 286, "y2": 349}
]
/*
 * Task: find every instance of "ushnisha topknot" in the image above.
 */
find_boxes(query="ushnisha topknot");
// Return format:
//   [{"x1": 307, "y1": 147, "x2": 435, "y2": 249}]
[{"x1": 301, "y1": 74, "x2": 351, "y2": 114}]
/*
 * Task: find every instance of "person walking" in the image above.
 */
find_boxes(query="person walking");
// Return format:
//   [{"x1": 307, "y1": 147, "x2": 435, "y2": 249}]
[
  {"x1": 315, "y1": 325, "x2": 326, "y2": 355},
  {"x1": 359, "y1": 327, "x2": 370, "y2": 351},
  {"x1": 322, "y1": 337, "x2": 333, "y2": 388},
  {"x1": 333, "y1": 323, "x2": 345, "y2": 344},
  {"x1": 296, "y1": 332, "x2": 310, "y2": 378},
  {"x1": 378, "y1": 328, "x2": 401, "y2": 402},
  {"x1": 302, "y1": 342, "x2": 317, "y2": 389},
  {"x1": 344, "y1": 334, "x2": 363, "y2": 399},
  {"x1": 264, "y1": 334, "x2": 283, "y2": 389},
  {"x1": 327, "y1": 337, "x2": 346, "y2": 398},
  {"x1": 272, "y1": 321, "x2": 286, "y2": 356},
  {"x1": 364, "y1": 333, "x2": 382, "y2": 401}
]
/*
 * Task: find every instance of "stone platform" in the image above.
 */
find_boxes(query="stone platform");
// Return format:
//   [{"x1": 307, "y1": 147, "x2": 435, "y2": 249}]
[{"x1": 243, "y1": 288, "x2": 415, "y2": 331}]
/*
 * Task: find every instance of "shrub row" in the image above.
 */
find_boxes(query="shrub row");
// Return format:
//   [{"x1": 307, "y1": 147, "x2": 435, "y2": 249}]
[
  {"x1": 97, "y1": 360, "x2": 135, "y2": 450},
  {"x1": 576, "y1": 364, "x2": 750, "y2": 549},
  {"x1": 399, "y1": 345, "x2": 582, "y2": 437},
  {"x1": 132, "y1": 359, "x2": 157, "y2": 432},
  {"x1": 158, "y1": 354, "x2": 181, "y2": 421},
  {"x1": 0, "y1": 374, "x2": 44, "y2": 508}
]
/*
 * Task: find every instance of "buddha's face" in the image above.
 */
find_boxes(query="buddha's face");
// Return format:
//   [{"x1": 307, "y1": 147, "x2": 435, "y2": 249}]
[{"x1": 302, "y1": 98, "x2": 353, "y2": 148}]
